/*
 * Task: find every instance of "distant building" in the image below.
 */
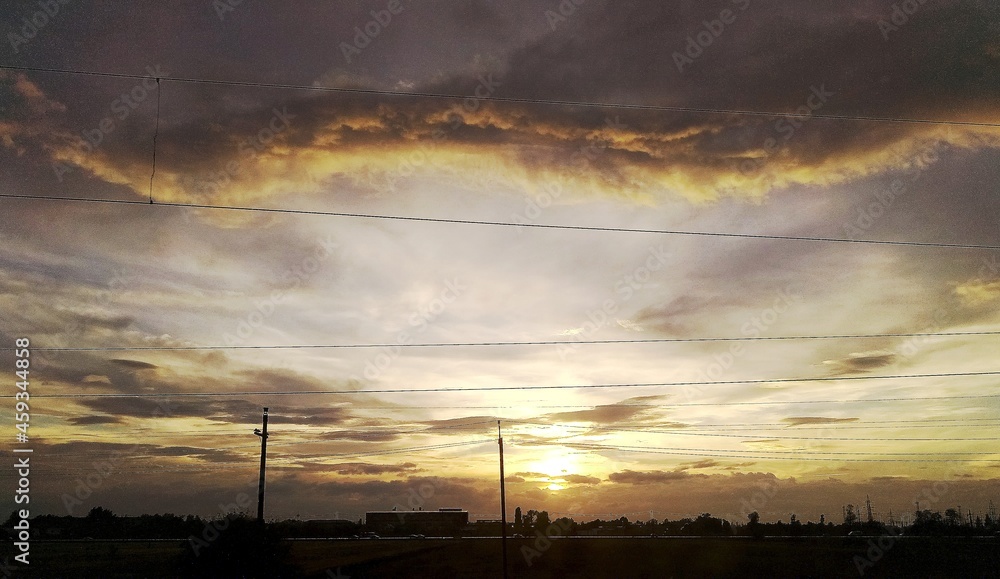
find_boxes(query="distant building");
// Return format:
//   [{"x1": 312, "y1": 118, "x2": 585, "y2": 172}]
[{"x1": 365, "y1": 508, "x2": 469, "y2": 536}]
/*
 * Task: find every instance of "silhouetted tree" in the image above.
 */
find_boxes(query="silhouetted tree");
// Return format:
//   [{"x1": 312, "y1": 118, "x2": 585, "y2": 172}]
[
  {"x1": 844, "y1": 504, "x2": 858, "y2": 526},
  {"x1": 514, "y1": 507, "x2": 522, "y2": 531}
]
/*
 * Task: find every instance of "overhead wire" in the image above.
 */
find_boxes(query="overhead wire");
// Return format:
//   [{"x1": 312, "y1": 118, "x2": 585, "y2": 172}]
[
  {"x1": 4, "y1": 193, "x2": 1000, "y2": 250},
  {"x1": 9, "y1": 369, "x2": 1000, "y2": 398},
  {"x1": 6, "y1": 329, "x2": 1000, "y2": 351},
  {"x1": 515, "y1": 421, "x2": 1000, "y2": 442}
]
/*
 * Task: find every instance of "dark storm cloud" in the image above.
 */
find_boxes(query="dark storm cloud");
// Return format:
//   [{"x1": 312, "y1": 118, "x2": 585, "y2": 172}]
[
  {"x1": 496, "y1": 0, "x2": 999, "y2": 119},
  {"x1": 5, "y1": 38, "x2": 999, "y2": 208}
]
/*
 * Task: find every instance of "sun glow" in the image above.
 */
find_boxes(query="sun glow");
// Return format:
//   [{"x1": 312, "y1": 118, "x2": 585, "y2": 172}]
[{"x1": 525, "y1": 448, "x2": 585, "y2": 485}]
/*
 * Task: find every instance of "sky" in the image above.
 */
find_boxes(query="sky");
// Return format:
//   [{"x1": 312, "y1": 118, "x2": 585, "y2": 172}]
[{"x1": 1, "y1": 0, "x2": 999, "y2": 525}]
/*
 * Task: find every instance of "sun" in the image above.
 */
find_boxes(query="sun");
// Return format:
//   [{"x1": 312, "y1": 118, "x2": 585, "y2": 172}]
[{"x1": 524, "y1": 449, "x2": 585, "y2": 491}]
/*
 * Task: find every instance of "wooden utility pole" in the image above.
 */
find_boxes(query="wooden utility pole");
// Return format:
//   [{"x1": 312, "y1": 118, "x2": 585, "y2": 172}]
[
  {"x1": 255, "y1": 407, "x2": 269, "y2": 523},
  {"x1": 498, "y1": 421, "x2": 508, "y2": 579}
]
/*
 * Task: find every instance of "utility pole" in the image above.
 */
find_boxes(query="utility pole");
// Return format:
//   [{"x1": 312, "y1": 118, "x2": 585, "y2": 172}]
[
  {"x1": 254, "y1": 407, "x2": 269, "y2": 524},
  {"x1": 498, "y1": 421, "x2": 508, "y2": 579}
]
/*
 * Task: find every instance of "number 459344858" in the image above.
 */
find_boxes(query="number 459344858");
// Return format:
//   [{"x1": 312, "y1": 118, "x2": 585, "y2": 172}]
[{"x1": 15, "y1": 337, "x2": 29, "y2": 389}]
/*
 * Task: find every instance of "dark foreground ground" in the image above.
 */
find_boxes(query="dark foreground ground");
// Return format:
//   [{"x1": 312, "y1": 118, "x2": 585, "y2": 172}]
[{"x1": 6, "y1": 536, "x2": 1000, "y2": 578}]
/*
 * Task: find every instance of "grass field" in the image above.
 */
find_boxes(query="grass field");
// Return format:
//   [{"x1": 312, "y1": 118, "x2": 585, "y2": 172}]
[{"x1": 12, "y1": 536, "x2": 1000, "y2": 578}]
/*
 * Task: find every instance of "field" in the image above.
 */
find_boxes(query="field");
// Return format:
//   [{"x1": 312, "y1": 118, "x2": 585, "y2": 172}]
[{"x1": 13, "y1": 536, "x2": 1000, "y2": 578}]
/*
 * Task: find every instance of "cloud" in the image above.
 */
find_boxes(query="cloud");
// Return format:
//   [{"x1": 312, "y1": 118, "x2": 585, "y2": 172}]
[
  {"x1": 954, "y1": 280, "x2": 1000, "y2": 305},
  {"x1": 607, "y1": 469, "x2": 693, "y2": 485},
  {"x1": 67, "y1": 415, "x2": 123, "y2": 425},
  {"x1": 782, "y1": 417, "x2": 860, "y2": 427},
  {"x1": 682, "y1": 460, "x2": 720, "y2": 470},
  {"x1": 324, "y1": 462, "x2": 421, "y2": 476},
  {"x1": 561, "y1": 474, "x2": 601, "y2": 485},
  {"x1": 6, "y1": 63, "x2": 998, "y2": 217},
  {"x1": 81, "y1": 374, "x2": 112, "y2": 385},
  {"x1": 109, "y1": 359, "x2": 159, "y2": 370},
  {"x1": 546, "y1": 403, "x2": 655, "y2": 424},
  {"x1": 822, "y1": 350, "x2": 897, "y2": 375},
  {"x1": 317, "y1": 429, "x2": 400, "y2": 443}
]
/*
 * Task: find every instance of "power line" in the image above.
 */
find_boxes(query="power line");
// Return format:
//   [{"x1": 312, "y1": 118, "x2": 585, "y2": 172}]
[
  {"x1": 148, "y1": 76, "x2": 161, "y2": 204},
  {"x1": 519, "y1": 421, "x2": 1000, "y2": 442},
  {"x1": 2, "y1": 64, "x2": 997, "y2": 129},
  {"x1": 11, "y1": 329, "x2": 1000, "y2": 352},
  {"x1": 507, "y1": 439, "x2": 993, "y2": 457},
  {"x1": 5, "y1": 439, "x2": 493, "y2": 467},
  {"x1": 16, "y1": 438, "x2": 993, "y2": 475},
  {"x1": 27, "y1": 420, "x2": 500, "y2": 450},
  {"x1": 11, "y1": 369, "x2": 1000, "y2": 398},
  {"x1": 26, "y1": 416, "x2": 1000, "y2": 441},
  {"x1": 557, "y1": 442, "x2": 1000, "y2": 463},
  {"x1": 3, "y1": 193, "x2": 999, "y2": 250}
]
